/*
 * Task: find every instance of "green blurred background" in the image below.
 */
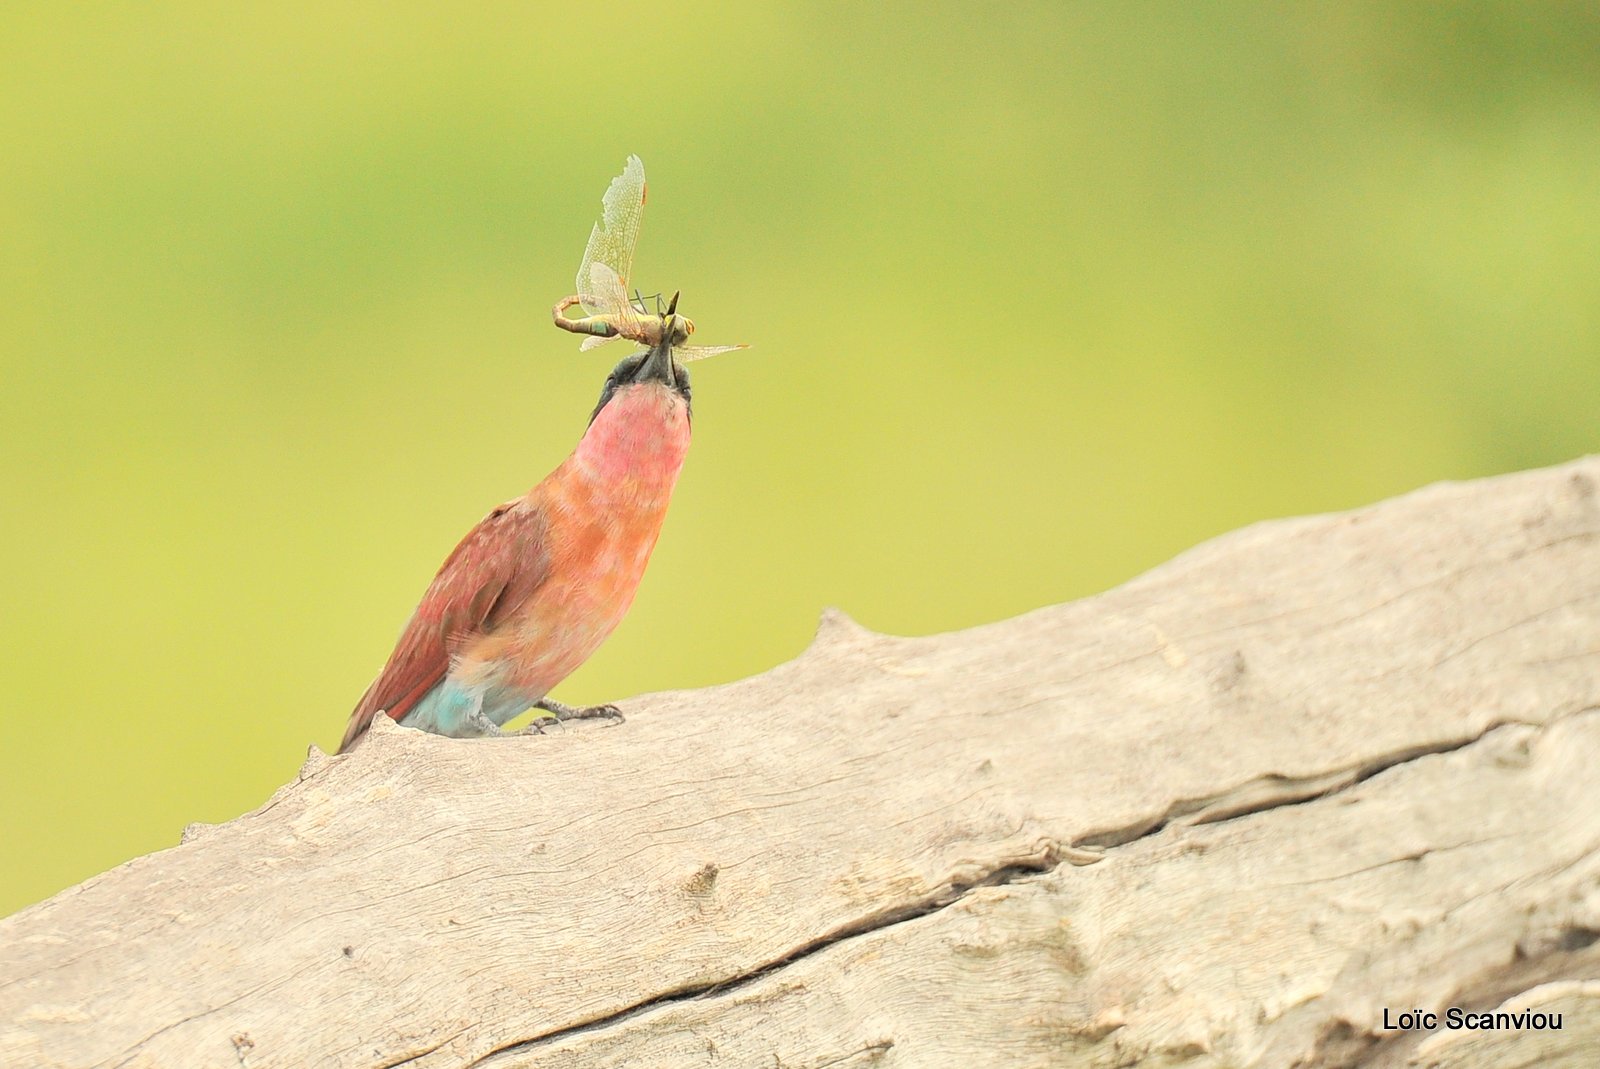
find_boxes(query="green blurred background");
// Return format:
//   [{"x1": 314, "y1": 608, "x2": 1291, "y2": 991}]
[{"x1": 2, "y1": 3, "x2": 1597, "y2": 917}]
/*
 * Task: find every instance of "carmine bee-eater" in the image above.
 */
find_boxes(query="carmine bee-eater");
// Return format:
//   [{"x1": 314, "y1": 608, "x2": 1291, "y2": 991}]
[{"x1": 339, "y1": 156, "x2": 744, "y2": 754}]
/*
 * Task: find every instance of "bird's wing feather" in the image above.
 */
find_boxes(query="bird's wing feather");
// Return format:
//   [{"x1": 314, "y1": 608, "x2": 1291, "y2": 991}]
[{"x1": 338, "y1": 500, "x2": 550, "y2": 753}]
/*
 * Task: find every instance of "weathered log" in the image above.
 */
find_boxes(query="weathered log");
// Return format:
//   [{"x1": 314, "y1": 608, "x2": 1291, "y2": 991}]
[{"x1": 2, "y1": 458, "x2": 1597, "y2": 1069}]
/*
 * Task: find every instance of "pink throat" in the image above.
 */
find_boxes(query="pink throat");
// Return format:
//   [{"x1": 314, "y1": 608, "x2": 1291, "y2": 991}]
[{"x1": 570, "y1": 383, "x2": 692, "y2": 500}]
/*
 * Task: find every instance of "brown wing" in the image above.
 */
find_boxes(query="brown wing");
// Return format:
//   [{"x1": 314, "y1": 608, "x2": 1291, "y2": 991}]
[{"x1": 338, "y1": 498, "x2": 550, "y2": 753}]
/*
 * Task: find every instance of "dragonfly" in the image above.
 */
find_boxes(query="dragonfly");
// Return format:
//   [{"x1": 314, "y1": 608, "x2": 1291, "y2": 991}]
[{"x1": 552, "y1": 155, "x2": 746, "y2": 361}]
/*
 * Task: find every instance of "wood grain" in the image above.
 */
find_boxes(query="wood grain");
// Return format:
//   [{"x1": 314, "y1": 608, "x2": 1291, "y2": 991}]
[{"x1": 2, "y1": 457, "x2": 1596, "y2": 1068}]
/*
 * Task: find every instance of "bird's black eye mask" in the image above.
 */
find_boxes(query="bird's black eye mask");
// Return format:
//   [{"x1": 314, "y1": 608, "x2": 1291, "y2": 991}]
[{"x1": 589, "y1": 355, "x2": 693, "y2": 426}]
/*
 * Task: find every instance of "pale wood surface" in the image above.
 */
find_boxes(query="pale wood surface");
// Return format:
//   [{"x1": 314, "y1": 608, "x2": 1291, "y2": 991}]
[{"x1": 2, "y1": 457, "x2": 1597, "y2": 1068}]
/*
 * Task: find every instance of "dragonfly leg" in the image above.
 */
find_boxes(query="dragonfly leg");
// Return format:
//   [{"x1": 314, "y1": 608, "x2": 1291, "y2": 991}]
[{"x1": 630, "y1": 289, "x2": 664, "y2": 315}]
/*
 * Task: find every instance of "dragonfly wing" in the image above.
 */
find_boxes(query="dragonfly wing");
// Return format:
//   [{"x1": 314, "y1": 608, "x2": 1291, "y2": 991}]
[
  {"x1": 585, "y1": 261, "x2": 642, "y2": 340},
  {"x1": 675, "y1": 343, "x2": 749, "y2": 363},
  {"x1": 579, "y1": 334, "x2": 624, "y2": 352},
  {"x1": 577, "y1": 155, "x2": 646, "y2": 317}
]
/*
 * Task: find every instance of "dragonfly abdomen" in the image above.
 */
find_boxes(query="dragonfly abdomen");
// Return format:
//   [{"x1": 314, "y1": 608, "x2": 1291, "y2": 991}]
[{"x1": 552, "y1": 296, "x2": 622, "y2": 339}]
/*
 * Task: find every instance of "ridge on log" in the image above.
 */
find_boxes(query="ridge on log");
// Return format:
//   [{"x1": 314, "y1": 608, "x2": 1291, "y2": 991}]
[{"x1": 2, "y1": 458, "x2": 1598, "y2": 1069}]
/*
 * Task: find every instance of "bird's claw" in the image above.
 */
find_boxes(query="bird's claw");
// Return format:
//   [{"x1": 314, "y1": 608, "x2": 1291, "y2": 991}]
[
  {"x1": 571, "y1": 703, "x2": 624, "y2": 725},
  {"x1": 534, "y1": 698, "x2": 625, "y2": 726}
]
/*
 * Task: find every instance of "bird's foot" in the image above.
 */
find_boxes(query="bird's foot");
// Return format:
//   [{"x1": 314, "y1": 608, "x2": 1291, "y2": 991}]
[
  {"x1": 464, "y1": 707, "x2": 506, "y2": 739},
  {"x1": 534, "y1": 698, "x2": 626, "y2": 726}
]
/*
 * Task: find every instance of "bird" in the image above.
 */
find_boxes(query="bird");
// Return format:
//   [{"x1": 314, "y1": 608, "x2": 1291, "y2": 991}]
[
  {"x1": 338, "y1": 319, "x2": 695, "y2": 753},
  {"x1": 339, "y1": 156, "x2": 743, "y2": 754}
]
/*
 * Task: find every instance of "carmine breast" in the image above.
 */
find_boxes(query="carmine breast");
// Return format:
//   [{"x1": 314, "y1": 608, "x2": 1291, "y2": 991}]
[{"x1": 461, "y1": 382, "x2": 691, "y2": 696}]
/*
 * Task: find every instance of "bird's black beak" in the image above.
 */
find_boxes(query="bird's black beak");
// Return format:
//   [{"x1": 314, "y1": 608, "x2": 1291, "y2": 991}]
[
  {"x1": 634, "y1": 296, "x2": 677, "y2": 389},
  {"x1": 658, "y1": 291, "x2": 682, "y2": 349},
  {"x1": 637, "y1": 338, "x2": 676, "y2": 388}
]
